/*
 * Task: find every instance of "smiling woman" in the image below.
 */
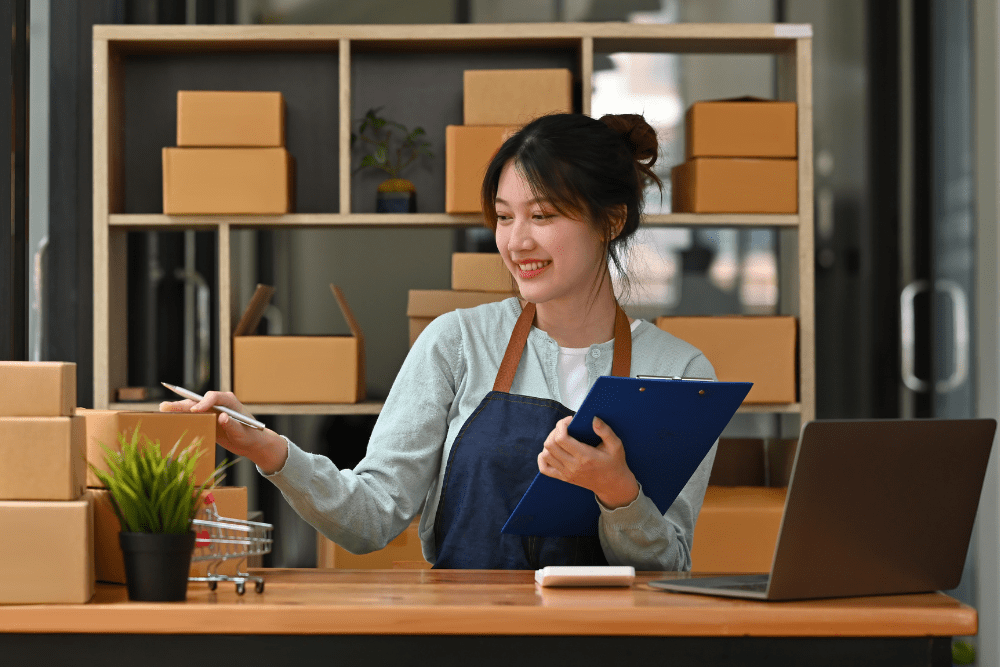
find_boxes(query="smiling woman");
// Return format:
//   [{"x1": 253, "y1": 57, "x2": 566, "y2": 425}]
[{"x1": 163, "y1": 111, "x2": 719, "y2": 573}]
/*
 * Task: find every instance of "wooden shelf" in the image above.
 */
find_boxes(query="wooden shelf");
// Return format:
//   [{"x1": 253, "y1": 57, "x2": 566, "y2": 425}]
[
  {"x1": 105, "y1": 400, "x2": 786, "y2": 417},
  {"x1": 108, "y1": 400, "x2": 386, "y2": 415},
  {"x1": 95, "y1": 23, "x2": 810, "y2": 55},
  {"x1": 108, "y1": 213, "x2": 799, "y2": 230},
  {"x1": 93, "y1": 23, "x2": 814, "y2": 426}
]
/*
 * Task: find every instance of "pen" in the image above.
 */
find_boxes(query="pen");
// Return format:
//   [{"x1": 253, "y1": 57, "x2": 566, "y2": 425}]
[{"x1": 160, "y1": 382, "x2": 266, "y2": 430}]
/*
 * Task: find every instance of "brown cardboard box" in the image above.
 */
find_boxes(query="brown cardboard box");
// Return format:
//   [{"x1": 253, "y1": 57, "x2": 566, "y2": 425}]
[
  {"x1": 92, "y1": 487, "x2": 248, "y2": 584},
  {"x1": 685, "y1": 99, "x2": 797, "y2": 159},
  {"x1": 654, "y1": 316, "x2": 797, "y2": 404},
  {"x1": 0, "y1": 361, "x2": 75, "y2": 416},
  {"x1": 0, "y1": 497, "x2": 94, "y2": 603},
  {"x1": 691, "y1": 486, "x2": 786, "y2": 574},
  {"x1": 445, "y1": 125, "x2": 516, "y2": 213},
  {"x1": 317, "y1": 516, "x2": 427, "y2": 569},
  {"x1": 162, "y1": 147, "x2": 292, "y2": 214},
  {"x1": 463, "y1": 69, "x2": 572, "y2": 126},
  {"x1": 451, "y1": 253, "x2": 512, "y2": 293},
  {"x1": 0, "y1": 417, "x2": 85, "y2": 500},
  {"x1": 78, "y1": 409, "x2": 218, "y2": 488},
  {"x1": 233, "y1": 284, "x2": 365, "y2": 403},
  {"x1": 407, "y1": 290, "x2": 516, "y2": 346},
  {"x1": 177, "y1": 90, "x2": 285, "y2": 147},
  {"x1": 671, "y1": 157, "x2": 797, "y2": 214}
]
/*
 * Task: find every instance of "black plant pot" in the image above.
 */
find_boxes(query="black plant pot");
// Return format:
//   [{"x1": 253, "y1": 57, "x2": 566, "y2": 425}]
[{"x1": 119, "y1": 531, "x2": 196, "y2": 602}]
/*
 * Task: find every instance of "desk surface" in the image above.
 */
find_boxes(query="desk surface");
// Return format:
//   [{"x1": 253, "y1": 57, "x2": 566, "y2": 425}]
[{"x1": 0, "y1": 569, "x2": 976, "y2": 638}]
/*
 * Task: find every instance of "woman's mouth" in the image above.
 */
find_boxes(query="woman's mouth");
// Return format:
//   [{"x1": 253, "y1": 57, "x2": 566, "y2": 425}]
[{"x1": 517, "y1": 260, "x2": 551, "y2": 279}]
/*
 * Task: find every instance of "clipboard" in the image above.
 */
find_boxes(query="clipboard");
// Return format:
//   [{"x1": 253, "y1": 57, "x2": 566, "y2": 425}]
[{"x1": 501, "y1": 376, "x2": 753, "y2": 537}]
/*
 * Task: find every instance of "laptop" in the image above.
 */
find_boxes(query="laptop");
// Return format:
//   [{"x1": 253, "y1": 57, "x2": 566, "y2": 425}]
[{"x1": 650, "y1": 418, "x2": 997, "y2": 601}]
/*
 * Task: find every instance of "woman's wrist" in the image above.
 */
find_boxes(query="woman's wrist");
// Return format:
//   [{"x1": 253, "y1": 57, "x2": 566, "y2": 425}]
[
  {"x1": 596, "y1": 473, "x2": 640, "y2": 510},
  {"x1": 254, "y1": 429, "x2": 290, "y2": 475}
]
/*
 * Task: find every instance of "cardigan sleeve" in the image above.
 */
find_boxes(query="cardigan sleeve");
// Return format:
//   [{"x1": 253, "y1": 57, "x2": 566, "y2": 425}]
[{"x1": 595, "y1": 351, "x2": 718, "y2": 571}]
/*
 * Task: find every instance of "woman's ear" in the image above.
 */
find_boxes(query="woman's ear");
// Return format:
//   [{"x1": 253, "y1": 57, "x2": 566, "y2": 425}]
[{"x1": 610, "y1": 205, "x2": 627, "y2": 240}]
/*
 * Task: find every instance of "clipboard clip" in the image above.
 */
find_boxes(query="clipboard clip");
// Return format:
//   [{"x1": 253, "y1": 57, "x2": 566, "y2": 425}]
[{"x1": 635, "y1": 375, "x2": 713, "y2": 382}]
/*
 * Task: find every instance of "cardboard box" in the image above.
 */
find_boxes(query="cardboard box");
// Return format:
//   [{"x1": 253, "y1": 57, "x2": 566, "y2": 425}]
[
  {"x1": 452, "y1": 253, "x2": 512, "y2": 292},
  {"x1": 445, "y1": 125, "x2": 516, "y2": 213},
  {"x1": 654, "y1": 316, "x2": 797, "y2": 404},
  {"x1": 92, "y1": 487, "x2": 248, "y2": 585},
  {"x1": 162, "y1": 147, "x2": 293, "y2": 215},
  {"x1": 177, "y1": 90, "x2": 285, "y2": 147},
  {"x1": 233, "y1": 284, "x2": 365, "y2": 403},
  {"x1": 685, "y1": 98, "x2": 797, "y2": 159},
  {"x1": 77, "y1": 409, "x2": 218, "y2": 488},
  {"x1": 317, "y1": 516, "x2": 426, "y2": 569},
  {"x1": 671, "y1": 158, "x2": 797, "y2": 214},
  {"x1": 0, "y1": 417, "x2": 86, "y2": 501},
  {"x1": 691, "y1": 486, "x2": 786, "y2": 574},
  {"x1": 0, "y1": 361, "x2": 75, "y2": 417},
  {"x1": 463, "y1": 69, "x2": 572, "y2": 126},
  {"x1": 0, "y1": 497, "x2": 94, "y2": 603},
  {"x1": 407, "y1": 290, "x2": 515, "y2": 346}
]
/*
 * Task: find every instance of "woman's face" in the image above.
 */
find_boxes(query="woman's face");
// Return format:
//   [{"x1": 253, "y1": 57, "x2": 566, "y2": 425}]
[{"x1": 493, "y1": 162, "x2": 607, "y2": 307}]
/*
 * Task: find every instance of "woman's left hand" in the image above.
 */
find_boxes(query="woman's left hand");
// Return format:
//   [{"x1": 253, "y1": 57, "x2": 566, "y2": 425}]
[{"x1": 537, "y1": 415, "x2": 640, "y2": 509}]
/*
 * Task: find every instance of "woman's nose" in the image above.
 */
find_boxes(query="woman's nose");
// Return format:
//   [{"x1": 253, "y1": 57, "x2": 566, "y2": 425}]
[{"x1": 508, "y1": 218, "x2": 534, "y2": 249}]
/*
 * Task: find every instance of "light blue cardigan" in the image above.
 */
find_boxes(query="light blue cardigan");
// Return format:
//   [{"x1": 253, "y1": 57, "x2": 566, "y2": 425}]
[{"x1": 262, "y1": 297, "x2": 717, "y2": 571}]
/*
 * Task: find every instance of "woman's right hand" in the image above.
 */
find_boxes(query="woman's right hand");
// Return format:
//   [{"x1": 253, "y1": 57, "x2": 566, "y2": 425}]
[{"x1": 159, "y1": 391, "x2": 289, "y2": 474}]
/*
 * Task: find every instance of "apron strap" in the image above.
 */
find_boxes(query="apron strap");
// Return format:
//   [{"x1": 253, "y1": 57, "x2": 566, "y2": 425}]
[
  {"x1": 493, "y1": 301, "x2": 632, "y2": 393},
  {"x1": 611, "y1": 302, "x2": 632, "y2": 378}
]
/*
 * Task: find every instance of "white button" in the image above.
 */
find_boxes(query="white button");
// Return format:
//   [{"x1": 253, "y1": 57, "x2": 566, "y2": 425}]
[{"x1": 591, "y1": 349, "x2": 601, "y2": 358}]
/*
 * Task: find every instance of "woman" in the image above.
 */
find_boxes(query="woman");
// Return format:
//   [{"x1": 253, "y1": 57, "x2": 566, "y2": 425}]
[{"x1": 162, "y1": 113, "x2": 716, "y2": 571}]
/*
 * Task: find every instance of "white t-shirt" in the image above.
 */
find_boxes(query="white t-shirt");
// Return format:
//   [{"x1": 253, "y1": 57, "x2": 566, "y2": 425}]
[{"x1": 558, "y1": 319, "x2": 642, "y2": 411}]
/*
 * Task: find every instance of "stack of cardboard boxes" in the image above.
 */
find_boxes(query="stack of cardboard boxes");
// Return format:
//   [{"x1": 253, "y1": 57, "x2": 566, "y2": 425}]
[
  {"x1": 0, "y1": 362, "x2": 93, "y2": 603},
  {"x1": 407, "y1": 253, "x2": 515, "y2": 346},
  {"x1": 671, "y1": 98, "x2": 798, "y2": 214},
  {"x1": 163, "y1": 90, "x2": 293, "y2": 215},
  {"x1": 79, "y1": 409, "x2": 250, "y2": 583},
  {"x1": 445, "y1": 69, "x2": 572, "y2": 213}
]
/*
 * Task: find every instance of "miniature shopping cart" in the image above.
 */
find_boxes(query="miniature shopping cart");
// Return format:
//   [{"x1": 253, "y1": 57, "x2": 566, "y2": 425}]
[{"x1": 189, "y1": 493, "x2": 273, "y2": 594}]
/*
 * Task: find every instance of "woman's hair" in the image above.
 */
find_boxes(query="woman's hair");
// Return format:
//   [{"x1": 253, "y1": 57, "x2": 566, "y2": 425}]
[{"x1": 480, "y1": 113, "x2": 662, "y2": 301}]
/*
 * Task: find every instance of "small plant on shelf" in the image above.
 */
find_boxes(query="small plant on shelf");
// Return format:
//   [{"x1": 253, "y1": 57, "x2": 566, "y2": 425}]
[
  {"x1": 90, "y1": 425, "x2": 234, "y2": 601},
  {"x1": 352, "y1": 106, "x2": 433, "y2": 213}
]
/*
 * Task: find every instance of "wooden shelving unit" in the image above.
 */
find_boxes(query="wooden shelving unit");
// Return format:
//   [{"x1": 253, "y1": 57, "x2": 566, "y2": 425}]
[{"x1": 93, "y1": 23, "x2": 814, "y2": 423}]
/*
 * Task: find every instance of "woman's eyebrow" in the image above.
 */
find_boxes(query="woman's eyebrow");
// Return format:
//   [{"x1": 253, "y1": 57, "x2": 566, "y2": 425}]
[{"x1": 494, "y1": 197, "x2": 551, "y2": 206}]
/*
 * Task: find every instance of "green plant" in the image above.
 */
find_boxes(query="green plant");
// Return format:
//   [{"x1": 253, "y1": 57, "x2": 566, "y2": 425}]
[
  {"x1": 88, "y1": 425, "x2": 234, "y2": 534},
  {"x1": 351, "y1": 107, "x2": 433, "y2": 180}
]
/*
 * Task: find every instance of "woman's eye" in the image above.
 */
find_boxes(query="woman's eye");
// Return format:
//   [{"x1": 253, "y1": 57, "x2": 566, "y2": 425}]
[{"x1": 496, "y1": 214, "x2": 512, "y2": 225}]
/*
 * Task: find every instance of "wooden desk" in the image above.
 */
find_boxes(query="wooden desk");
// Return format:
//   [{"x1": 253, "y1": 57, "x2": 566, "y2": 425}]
[{"x1": 0, "y1": 569, "x2": 975, "y2": 667}]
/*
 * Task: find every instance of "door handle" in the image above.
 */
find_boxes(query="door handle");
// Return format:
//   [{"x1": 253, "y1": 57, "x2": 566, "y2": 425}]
[{"x1": 899, "y1": 279, "x2": 969, "y2": 393}]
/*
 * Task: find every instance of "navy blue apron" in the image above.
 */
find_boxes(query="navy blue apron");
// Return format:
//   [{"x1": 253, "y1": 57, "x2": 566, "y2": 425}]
[{"x1": 433, "y1": 300, "x2": 632, "y2": 569}]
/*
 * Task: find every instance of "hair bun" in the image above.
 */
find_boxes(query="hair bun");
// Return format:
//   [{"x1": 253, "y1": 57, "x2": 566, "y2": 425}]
[{"x1": 599, "y1": 113, "x2": 660, "y2": 186}]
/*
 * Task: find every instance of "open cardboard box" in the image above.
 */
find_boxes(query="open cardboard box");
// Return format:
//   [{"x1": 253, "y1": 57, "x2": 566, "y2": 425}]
[{"x1": 233, "y1": 284, "x2": 365, "y2": 403}]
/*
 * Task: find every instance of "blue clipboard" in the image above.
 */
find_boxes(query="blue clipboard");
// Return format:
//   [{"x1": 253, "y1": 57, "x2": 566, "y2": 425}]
[{"x1": 501, "y1": 376, "x2": 753, "y2": 537}]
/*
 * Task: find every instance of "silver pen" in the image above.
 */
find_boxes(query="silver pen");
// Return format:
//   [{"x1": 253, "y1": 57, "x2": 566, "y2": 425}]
[{"x1": 160, "y1": 382, "x2": 266, "y2": 430}]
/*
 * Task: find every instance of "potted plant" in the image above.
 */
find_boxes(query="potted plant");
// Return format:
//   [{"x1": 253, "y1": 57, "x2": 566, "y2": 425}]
[
  {"x1": 352, "y1": 107, "x2": 433, "y2": 213},
  {"x1": 89, "y1": 425, "x2": 232, "y2": 602}
]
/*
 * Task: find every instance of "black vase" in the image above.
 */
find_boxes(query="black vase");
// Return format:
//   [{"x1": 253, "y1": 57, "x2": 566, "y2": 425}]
[{"x1": 119, "y1": 531, "x2": 196, "y2": 602}]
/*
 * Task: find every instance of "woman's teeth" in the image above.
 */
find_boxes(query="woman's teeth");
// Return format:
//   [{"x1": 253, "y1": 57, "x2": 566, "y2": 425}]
[{"x1": 519, "y1": 261, "x2": 551, "y2": 271}]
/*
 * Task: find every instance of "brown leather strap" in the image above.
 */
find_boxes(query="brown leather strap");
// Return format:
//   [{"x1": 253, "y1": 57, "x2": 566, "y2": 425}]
[
  {"x1": 493, "y1": 301, "x2": 633, "y2": 393},
  {"x1": 611, "y1": 302, "x2": 632, "y2": 377},
  {"x1": 493, "y1": 302, "x2": 537, "y2": 393}
]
